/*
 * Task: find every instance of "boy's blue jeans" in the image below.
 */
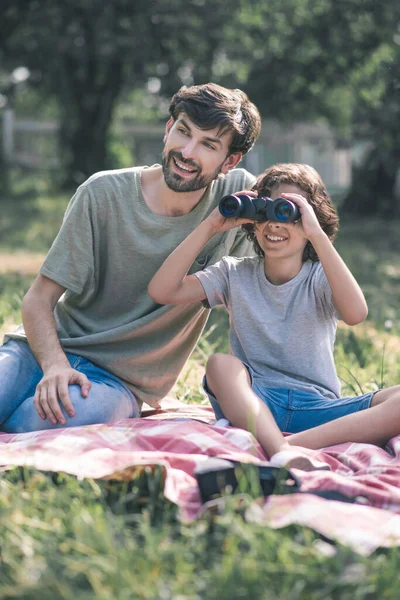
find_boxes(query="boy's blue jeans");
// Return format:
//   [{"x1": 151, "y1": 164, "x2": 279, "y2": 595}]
[{"x1": 0, "y1": 340, "x2": 140, "y2": 433}]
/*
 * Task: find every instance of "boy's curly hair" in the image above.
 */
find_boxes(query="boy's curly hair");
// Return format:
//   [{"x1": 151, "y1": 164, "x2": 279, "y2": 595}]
[{"x1": 243, "y1": 163, "x2": 339, "y2": 262}]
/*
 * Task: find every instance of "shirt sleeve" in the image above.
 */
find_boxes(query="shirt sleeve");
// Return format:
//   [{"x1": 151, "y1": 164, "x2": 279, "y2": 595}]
[
  {"x1": 193, "y1": 258, "x2": 231, "y2": 309},
  {"x1": 39, "y1": 185, "x2": 96, "y2": 295}
]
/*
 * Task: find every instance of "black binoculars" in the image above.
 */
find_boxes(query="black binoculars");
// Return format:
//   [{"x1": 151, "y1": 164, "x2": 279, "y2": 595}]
[{"x1": 219, "y1": 193, "x2": 301, "y2": 223}]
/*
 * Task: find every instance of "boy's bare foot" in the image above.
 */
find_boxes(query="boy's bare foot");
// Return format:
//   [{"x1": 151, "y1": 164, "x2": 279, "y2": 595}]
[{"x1": 269, "y1": 447, "x2": 330, "y2": 472}]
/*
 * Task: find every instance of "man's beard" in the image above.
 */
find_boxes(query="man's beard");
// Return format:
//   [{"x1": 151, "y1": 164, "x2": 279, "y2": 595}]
[{"x1": 162, "y1": 150, "x2": 224, "y2": 193}]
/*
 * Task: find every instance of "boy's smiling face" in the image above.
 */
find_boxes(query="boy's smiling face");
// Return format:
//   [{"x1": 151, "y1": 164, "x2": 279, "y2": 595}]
[{"x1": 255, "y1": 183, "x2": 309, "y2": 260}]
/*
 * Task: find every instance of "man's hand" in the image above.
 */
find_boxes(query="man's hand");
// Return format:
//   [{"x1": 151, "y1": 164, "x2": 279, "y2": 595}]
[{"x1": 34, "y1": 366, "x2": 91, "y2": 425}]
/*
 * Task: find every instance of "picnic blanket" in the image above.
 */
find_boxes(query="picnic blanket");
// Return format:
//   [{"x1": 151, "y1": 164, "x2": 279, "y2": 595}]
[{"x1": 1, "y1": 398, "x2": 400, "y2": 556}]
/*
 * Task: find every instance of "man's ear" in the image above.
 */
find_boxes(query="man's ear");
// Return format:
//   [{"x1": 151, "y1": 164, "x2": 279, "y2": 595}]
[
  {"x1": 221, "y1": 152, "x2": 243, "y2": 174},
  {"x1": 163, "y1": 118, "x2": 174, "y2": 143}
]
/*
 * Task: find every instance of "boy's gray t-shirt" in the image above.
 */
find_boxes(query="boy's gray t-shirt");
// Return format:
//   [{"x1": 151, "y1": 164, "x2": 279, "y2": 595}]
[
  {"x1": 195, "y1": 256, "x2": 341, "y2": 400},
  {"x1": 5, "y1": 166, "x2": 255, "y2": 407}
]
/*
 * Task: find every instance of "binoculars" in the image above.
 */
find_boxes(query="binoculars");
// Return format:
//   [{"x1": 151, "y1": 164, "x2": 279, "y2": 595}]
[{"x1": 219, "y1": 193, "x2": 301, "y2": 223}]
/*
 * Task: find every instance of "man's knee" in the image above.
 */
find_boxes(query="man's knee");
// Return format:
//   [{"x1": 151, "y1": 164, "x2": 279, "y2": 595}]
[
  {"x1": 68, "y1": 382, "x2": 137, "y2": 422},
  {"x1": 67, "y1": 384, "x2": 89, "y2": 405},
  {"x1": 0, "y1": 341, "x2": 41, "y2": 420}
]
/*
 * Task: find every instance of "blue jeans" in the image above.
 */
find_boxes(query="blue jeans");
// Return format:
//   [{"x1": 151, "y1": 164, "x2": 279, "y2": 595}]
[
  {"x1": 203, "y1": 368, "x2": 374, "y2": 434},
  {"x1": 0, "y1": 340, "x2": 139, "y2": 433}
]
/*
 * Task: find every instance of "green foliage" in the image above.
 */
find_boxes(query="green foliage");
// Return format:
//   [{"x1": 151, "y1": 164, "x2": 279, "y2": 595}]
[
  {"x1": 0, "y1": 273, "x2": 32, "y2": 329},
  {"x1": 0, "y1": 171, "x2": 67, "y2": 251},
  {"x1": 337, "y1": 217, "x2": 400, "y2": 331},
  {"x1": 213, "y1": 0, "x2": 396, "y2": 123},
  {"x1": 107, "y1": 133, "x2": 135, "y2": 171},
  {"x1": 114, "y1": 88, "x2": 165, "y2": 123},
  {"x1": 341, "y1": 42, "x2": 400, "y2": 216},
  {"x1": 2, "y1": 0, "x2": 400, "y2": 202},
  {"x1": 11, "y1": 85, "x2": 59, "y2": 119}
]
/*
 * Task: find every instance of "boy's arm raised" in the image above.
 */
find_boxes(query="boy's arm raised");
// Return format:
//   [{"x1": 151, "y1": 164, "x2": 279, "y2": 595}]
[
  {"x1": 283, "y1": 192, "x2": 368, "y2": 326},
  {"x1": 148, "y1": 219, "x2": 213, "y2": 305},
  {"x1": 309, "y1": 232, "x2": 368, "y2": 325},
  {"x1": 148, "y1": 207, "x2": 251, "y2": 305}
]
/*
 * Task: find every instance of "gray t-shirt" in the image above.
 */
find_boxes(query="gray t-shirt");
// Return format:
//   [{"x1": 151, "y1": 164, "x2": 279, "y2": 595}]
[
  {"x1": 5, "y1": 166, "x2": 255, "y2": 407},
  {"x1": 195, "y1": 256, "x2": 341, "y2": 400}
]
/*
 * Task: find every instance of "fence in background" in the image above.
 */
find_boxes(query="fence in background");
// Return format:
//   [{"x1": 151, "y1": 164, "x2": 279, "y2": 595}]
[{"x1": 1, "y1": 110, "x2": 352, "y2": 194}]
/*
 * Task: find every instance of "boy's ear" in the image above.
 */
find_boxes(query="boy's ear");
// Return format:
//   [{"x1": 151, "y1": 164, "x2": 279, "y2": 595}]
[
  {"x1": 163, "y1": 118, "x2": 174, "y2": 143},
  {"x1": 221, "y1": 152, "x2": 243, "y2": 174}
]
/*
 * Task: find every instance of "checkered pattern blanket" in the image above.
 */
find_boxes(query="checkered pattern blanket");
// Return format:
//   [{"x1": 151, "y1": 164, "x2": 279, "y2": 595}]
[{"x1": 1, "y1": 399, "x2": 400, "y2": 555}]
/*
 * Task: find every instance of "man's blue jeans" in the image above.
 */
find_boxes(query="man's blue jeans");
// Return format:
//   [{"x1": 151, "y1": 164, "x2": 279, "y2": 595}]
[{"x1": 0, "y1": 340, "x2": 140, "y2": 433}]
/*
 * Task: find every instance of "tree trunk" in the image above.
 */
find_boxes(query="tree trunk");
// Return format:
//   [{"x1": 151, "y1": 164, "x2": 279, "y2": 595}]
[
  {"x1": 0, "y1": 152, "x2": 10, "y2": 201},
  {"x1": 59, "y1": 106, "x2": 111, "y2": 189},
  {"x1": 56, "y1": 41, "x2": 124, "y2": 189}
]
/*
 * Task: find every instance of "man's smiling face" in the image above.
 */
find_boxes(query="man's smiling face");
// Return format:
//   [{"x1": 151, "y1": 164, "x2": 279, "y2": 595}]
[{"x1": 161, "y1": 113, "x2": 239, "y2": 193}]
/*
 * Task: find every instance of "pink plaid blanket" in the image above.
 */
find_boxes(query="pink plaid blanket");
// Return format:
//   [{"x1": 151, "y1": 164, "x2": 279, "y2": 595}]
[{"x1": 1, "y1": 399, "x2": 400, "y2": 556}]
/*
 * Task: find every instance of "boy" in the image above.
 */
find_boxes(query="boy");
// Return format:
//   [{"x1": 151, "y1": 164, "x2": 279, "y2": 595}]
[{"x1": 149, "y1": 163, "x2": 400, "y2": 469}]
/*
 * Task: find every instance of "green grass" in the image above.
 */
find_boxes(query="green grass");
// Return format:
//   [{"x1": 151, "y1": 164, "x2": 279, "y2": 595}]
[
  {"x1": 1, "y1": 173, "x2": 400, "y2": 598},
  {"x1": 0, "y1": 175, "x2": 67, "y2": 253},
  {"x1": 0, "y1": 273, "x2": 33, "y2": 332},
  {"x1": 1, "y1": 468, "x2": 400, "y2": 600},
  {"x1": 338, "y1": 218, "x2": 400, "y2": 333}
]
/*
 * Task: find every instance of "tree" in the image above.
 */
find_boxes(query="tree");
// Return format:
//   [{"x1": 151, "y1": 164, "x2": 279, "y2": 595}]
[
  {"x1": 2, "y1": 0, "x2": 245, "y2": 188},
  {"x1": 0, "y1": 0, "x2": 38, "y2": 195},
  {"x1": 214, "y1": 0, "x2": 400, "y2": 216},
  {"x1": 340, "y1": 46, "x2": 400, "y2": 217},
  {"x1": 206, "y1": 0, "x2": 392, "y2": 119},
  {"x1": 2, "y1": 0, "x2": 399, "y2": 207}
]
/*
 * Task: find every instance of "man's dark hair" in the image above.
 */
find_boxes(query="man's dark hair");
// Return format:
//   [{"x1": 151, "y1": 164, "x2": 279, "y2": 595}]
[
  {"x1": 169, "y1": 83, "x2": 261, "y2": 156},
  {"x1": 243, "y1": 163, "x2": 339, "y2": 263}
]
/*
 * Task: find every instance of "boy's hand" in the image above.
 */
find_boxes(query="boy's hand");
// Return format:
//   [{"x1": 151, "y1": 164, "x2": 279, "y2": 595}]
[
  {"x1": 280, "y1": 193, "x2": 324, "y2": 240},
  {"x1": 206, "y1": 190, "x2": 257, "y2": 233}
]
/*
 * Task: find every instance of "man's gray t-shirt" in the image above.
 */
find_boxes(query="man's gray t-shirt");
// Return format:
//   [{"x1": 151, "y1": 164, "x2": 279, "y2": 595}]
[
  {"x1": 5, "y1": 166, "x2": 255, "y2": 407},
  {"x1": 195, "y1": 256, "x2": 341, "y2": 400}
]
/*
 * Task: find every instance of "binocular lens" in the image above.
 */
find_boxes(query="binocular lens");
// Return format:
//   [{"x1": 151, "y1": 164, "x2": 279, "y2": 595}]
[
  {"x1": 274, "y1": 200, "x2": 297, "y2": 222},
  {"x1": 220, "y1": 196, "x2": 240, "y2": 217}
]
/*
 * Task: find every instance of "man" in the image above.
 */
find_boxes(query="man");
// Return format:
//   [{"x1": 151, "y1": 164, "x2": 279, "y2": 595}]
[{"x1": 0, "y1": 83, "x2": 261, "y2": 432}]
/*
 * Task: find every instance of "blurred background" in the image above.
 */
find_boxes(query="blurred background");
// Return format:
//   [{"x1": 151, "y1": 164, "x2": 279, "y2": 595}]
[{"x1": 1, "y1": 0, "x2": 400, "y2": 356}]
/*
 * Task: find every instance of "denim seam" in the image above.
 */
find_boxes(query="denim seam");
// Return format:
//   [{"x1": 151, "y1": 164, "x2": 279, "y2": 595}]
[
  {"x1": 66, "y1": 354, "x2": 85, "y2": 369},
  {"x1": 254, "y1": 393, "x2": 288, "y2": 410},
  {"x1": 284, "y1": 389, "x2": 293, "y2": 431},
  {"x1": 290, "y1": 393, "x2": 374, "y2": 412},
  {"x1": 362, "y1": 395, "x2": 373, "y2": 410},
  {"x1": 68, "y1": 355, "x2": 137, "y2": 410}
]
